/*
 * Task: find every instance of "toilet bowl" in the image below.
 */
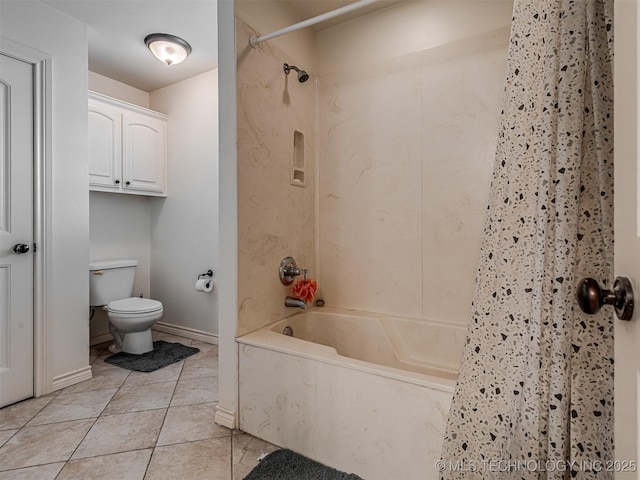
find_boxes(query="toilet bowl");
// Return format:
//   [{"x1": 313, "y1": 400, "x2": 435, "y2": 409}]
[
  {"x1": 89, "y1": 259, "x2": 164, "y2": 355},
  {"x1": 105, "y1": 297, "x2": 164, "y2": 354}
]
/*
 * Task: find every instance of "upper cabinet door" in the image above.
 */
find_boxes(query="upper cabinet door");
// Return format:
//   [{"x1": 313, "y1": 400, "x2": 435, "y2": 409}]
[
  {"x1": 122, "y1": 111, "x2": 166, "y2": 195},
  {"x1": 88, "y1": 99, "x2": 122, "y2": 190}
]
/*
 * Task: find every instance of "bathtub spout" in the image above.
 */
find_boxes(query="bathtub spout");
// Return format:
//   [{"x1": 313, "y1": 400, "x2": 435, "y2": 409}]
[{"x1": 284, "y1": 296, "x2": 306, "y2": 309}]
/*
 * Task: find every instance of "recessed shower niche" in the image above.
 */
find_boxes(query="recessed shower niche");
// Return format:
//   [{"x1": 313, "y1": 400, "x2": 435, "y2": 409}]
[{"x1": 290, "y1": 129, "x2": 306, "y2": 187}]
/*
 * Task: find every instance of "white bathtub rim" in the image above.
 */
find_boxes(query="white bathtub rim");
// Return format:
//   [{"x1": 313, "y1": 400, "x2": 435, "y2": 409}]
[
  {"x1": 237, "y1": 327, "x2": 457, "y2": 394},
  {"x1": 279, "y1": 305, "x2": 469, "y2": 331}
]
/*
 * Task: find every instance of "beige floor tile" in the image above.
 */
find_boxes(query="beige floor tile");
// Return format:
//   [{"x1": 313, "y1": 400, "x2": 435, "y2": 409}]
[
  {"x1": 232, "y1": 433, "x2": 279, "y2": 480},
  {"x1": 59, "y1": 365, "x2": 130, "y2": 395},
  {"x1": 145, "y1": 437, "x2": 231, "y2": 480},
  {"x1": 103, "y1": 381, "x2": 176, "y2": 415},
  {"x1": 57, "y1": 448, "x2": 152, "y2": 480},
  {"x1": 0, "y1": 462, "x2": 65, "y2": 480},
  {"x1": 122, "y1": 361, "x2": 184, "y2": 386},
  {"x1": 27, "y1": 389, "x2": 117, "y2": 426},
  {"x1": 171, "y1": 376, "x2": 218, "y2": 407},
  {"x1": 151, "y1": 331, "x2": 192, "y2": 344},
  {"x1": 190, "y1": 341, "x2": 218, "y2": 354},
  {"x1": 90, "y1": 342, "x2": 112, "y2": 363},
  {"x1": 0, "y1": 430, "x2": 17, "y2": 448},
  {"x1": 0, "y1": 419, "x2": 94, "y2": 471},
  {"x1": 180, "y1": 355, "x2": 219, "y2": 379},
  {"x1": 72, "y1": 409, "x2": 165, "y2": 459},
  {"x1": 157, "y1": 403, "x2": 230, "y2": 446},
  {"x1": 0, "y1": 397, "x2": 54, "y2": 430}
]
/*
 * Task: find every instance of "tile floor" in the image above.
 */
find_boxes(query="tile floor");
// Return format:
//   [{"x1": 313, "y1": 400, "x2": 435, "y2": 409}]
[{"x1": 0, "y1": 331, "x2": 278, "y2": 480}]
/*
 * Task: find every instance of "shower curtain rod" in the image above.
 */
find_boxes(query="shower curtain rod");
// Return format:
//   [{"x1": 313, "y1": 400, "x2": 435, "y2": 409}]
[{"x1": 249, "y1": 0, "x2": 380, "y2": 48}]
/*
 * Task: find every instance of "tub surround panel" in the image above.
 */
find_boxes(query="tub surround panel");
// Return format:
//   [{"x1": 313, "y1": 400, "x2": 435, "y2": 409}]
[
  {"x1": 235, "y1": 0, "x2": 316, "y2": 76},
  {"x1": 317, "y1": 9, "x2": 510, "y2": 325},
  {"x1": 319, "y1": 52, "x2": 423, "y2": 318},
  {"x1": 238, "y1": 342, "x2": 452, "y2": 480},
  {"x1": 421, "y1": 28, "x2": 510, "y2": 325},
  {"x1": 236, "y1": 18, "x2": 316, "y2": 336},
  {"x1": 315, "y1": 0, "x2": 514, "y2": 76}
]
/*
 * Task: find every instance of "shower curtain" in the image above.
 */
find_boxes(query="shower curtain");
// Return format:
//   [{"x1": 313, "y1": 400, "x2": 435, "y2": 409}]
[{"x1": 440, "y1": 1, "x2": 614, "y2": 479}]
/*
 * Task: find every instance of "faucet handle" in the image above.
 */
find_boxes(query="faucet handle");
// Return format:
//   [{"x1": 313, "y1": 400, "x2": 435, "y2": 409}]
[{"x1": 279, "y1": 257, "x2": 307, "y2": 285}]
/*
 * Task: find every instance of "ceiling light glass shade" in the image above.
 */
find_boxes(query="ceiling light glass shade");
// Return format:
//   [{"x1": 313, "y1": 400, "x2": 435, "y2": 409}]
[{"x1": 144, "y1": 33, "x2": 192, "y2": 66}]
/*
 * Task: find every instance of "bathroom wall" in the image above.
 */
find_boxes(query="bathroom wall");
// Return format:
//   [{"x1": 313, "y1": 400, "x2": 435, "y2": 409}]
[
  {"x1": 87, "y1": 75, "x2": 152, "y2": 343},
  {"x1": 87, "y1": 70, "x2": 220, "y2": 342},
  {"x1": 89, "y1": 192, "x2": 152, "y2": 342},
  {"x1": 234, "y1": 0, "x2": 316, "y2": 74},
  {"x1": 149, "y1": 69, "x2": 219, "y2": 338},
  {"x1": 1, "y1": 1, "x2": 90, "y2": 390},
  {"x1": 235, "y1": 7, "x2": 317, "y2": 337},
  {"x1": 89, "y1": 71, "x2": 149, "y2": 108},
  {"x1": 316, "y1": 1, "x2": 513, "y2": 325}
]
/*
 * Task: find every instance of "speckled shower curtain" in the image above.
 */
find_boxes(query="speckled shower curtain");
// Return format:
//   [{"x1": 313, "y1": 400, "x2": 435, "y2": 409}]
[{"x1": 440, "y1": 1, "x2": 614, "y2": 479}]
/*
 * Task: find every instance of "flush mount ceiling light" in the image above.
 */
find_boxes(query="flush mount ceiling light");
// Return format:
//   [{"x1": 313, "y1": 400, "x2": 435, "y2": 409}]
[{"x1": 144, "y1": 33, "x2": 192, "y2": 66}]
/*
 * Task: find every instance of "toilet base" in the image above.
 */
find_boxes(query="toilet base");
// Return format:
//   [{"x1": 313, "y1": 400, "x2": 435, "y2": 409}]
[
  {"x1": 122, "y1": 329, "x2": 154, "y2": 355},
  {"x1": 110, "y1": 329, "x2": 154, "y2": 355}
]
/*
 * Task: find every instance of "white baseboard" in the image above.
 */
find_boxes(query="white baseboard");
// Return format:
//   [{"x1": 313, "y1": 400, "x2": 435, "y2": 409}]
[
  {"x1": 52, "y1": 366, "x2": 93, "y2": 392},
  {"x1": 153, "y1": 322, "x2": 218, "y2": 345},
  {"x1": 215, "y1": 404, "x2": 236, "y2": 429},
  {"x1": 90, "y1": 333, "x2": 113, "y2": 346}
]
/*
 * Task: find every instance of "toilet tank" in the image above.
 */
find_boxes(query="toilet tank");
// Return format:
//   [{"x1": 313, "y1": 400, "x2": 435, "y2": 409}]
[{"x1": 89, "y1": 259, "x2": 138, "y2": 306}]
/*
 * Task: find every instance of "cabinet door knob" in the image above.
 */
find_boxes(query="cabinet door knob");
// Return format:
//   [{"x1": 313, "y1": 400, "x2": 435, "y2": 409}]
[
  {"x1": 125, "y1": 181, "x2": 131, "y2": 186},
  {"x1": 114, "y1": 179, "x2": 120, "y2": 184}
]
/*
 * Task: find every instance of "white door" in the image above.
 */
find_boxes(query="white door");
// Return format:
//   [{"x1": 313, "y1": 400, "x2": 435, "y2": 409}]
[
  {"x1": 614, "y1": 0, "x2": 640, "y2": 474},
  {"x1": 0, "y1": 53, "x2": 34, "y2": 408}
]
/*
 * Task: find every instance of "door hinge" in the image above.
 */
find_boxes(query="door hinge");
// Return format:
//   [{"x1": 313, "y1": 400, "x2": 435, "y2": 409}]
[{"x1": 33, "y1": 243, "x2": 37, "y2": 253}]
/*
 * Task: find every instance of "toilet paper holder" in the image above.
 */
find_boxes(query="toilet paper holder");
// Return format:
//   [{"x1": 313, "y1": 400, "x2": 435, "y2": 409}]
[{"x1": 198, "y1": 269, "x2": 213, "y2": 279}]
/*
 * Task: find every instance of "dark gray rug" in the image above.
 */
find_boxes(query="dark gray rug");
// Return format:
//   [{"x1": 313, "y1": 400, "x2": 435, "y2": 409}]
[
  {"x1": 244, "y1": 449, "x2": 363, "y2": 480},
  {"x1": 104, "y1": 340, "x2": 199, "y2": 372}
]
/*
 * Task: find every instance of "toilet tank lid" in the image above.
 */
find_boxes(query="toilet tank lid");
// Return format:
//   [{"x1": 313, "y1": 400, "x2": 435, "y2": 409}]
[{"x1": 90, "y1": 259, "x2": 138, "y2": 271}]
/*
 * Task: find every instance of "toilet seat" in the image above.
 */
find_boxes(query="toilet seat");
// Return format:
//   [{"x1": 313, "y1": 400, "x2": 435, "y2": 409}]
[{"x1": 107, "y1": 297, "x2": 163, "y2": 314}]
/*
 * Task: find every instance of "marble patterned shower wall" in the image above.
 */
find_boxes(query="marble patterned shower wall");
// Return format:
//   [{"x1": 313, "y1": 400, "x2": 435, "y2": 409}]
[
  {"x1": 236, "y1": 17, "x2": 316, "y2": 337},
  {"x1": 316, "y1": 1, "x2": 513, "y2": 325}
]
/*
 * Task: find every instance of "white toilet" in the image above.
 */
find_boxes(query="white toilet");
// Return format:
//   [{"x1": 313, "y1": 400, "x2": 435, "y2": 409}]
[{"x1": 89, "y1": 259, "x2": 163, "y2": 355}]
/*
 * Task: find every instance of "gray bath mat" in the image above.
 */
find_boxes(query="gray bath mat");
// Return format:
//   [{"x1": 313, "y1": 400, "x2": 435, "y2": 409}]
[
  {"x1": 244, "y1": 449, "x2": 363, "y2": 480},
  {"x1": 104, "y1": 340, "x2": 199, "y2": 372}
]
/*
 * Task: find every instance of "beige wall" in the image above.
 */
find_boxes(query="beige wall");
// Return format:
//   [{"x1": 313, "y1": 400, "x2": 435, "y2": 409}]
[
  {"x1": 235, "y1": 0, "x2": 315, "y2": 74},
  {"x1": 87, "y1": 74, "x2": 153, "y2": 343},
  {"x1": 87, "y1": 70, "x2": 220, "y2": 341},
  {"x1": 234, "y1": 0, "x2": 512, "y2": 333},
  {"x1": 149, "y1": 69, "x2": 219, "y2": 337},
  {"x1": 316, "y1": 1, "x2": 513, "y2": 325},
  {"x1": 236, "y1": 14, "x2": 316, "y2": 336},
  {"x1": 89, "y1": 71, "x2": 149, "y2": 108},
  {"x1": 1, "y1": 1, "x2": 90, "y2": 389}
]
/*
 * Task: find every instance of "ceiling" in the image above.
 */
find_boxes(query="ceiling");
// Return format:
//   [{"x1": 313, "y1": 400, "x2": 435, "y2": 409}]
[
  {"x1": 43, "y1": 1, "x2": 218, "y2": 92},
  {"x1": 42, "y1": 0, "x2": 402, "y2": 92}
]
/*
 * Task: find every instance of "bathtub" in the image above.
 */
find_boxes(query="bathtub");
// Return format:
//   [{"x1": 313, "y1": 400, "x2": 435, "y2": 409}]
[{"x1": 237, "y1": 307, "x2": 466, "y2": 480}]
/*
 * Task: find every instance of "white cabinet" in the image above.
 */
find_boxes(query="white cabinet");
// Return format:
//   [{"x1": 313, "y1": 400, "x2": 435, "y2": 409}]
[{"x1": 88, "y1": 91, "x2": 167, "y2": 196}]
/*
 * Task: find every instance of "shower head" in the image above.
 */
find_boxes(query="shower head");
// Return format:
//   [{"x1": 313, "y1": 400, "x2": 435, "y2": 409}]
[{"x1": 283, "y1": 63, "x2": 309, "y2": 83}]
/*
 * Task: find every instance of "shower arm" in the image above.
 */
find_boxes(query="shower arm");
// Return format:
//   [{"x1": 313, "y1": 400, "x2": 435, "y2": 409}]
[{"x1": 250, "y1": 0, "x2": 379, "y2": 48}]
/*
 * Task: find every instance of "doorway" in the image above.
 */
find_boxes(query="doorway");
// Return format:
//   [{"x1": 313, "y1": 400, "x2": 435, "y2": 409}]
[{"x1": 0, "y1": 52, "x2": 34, "y2": 407}]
